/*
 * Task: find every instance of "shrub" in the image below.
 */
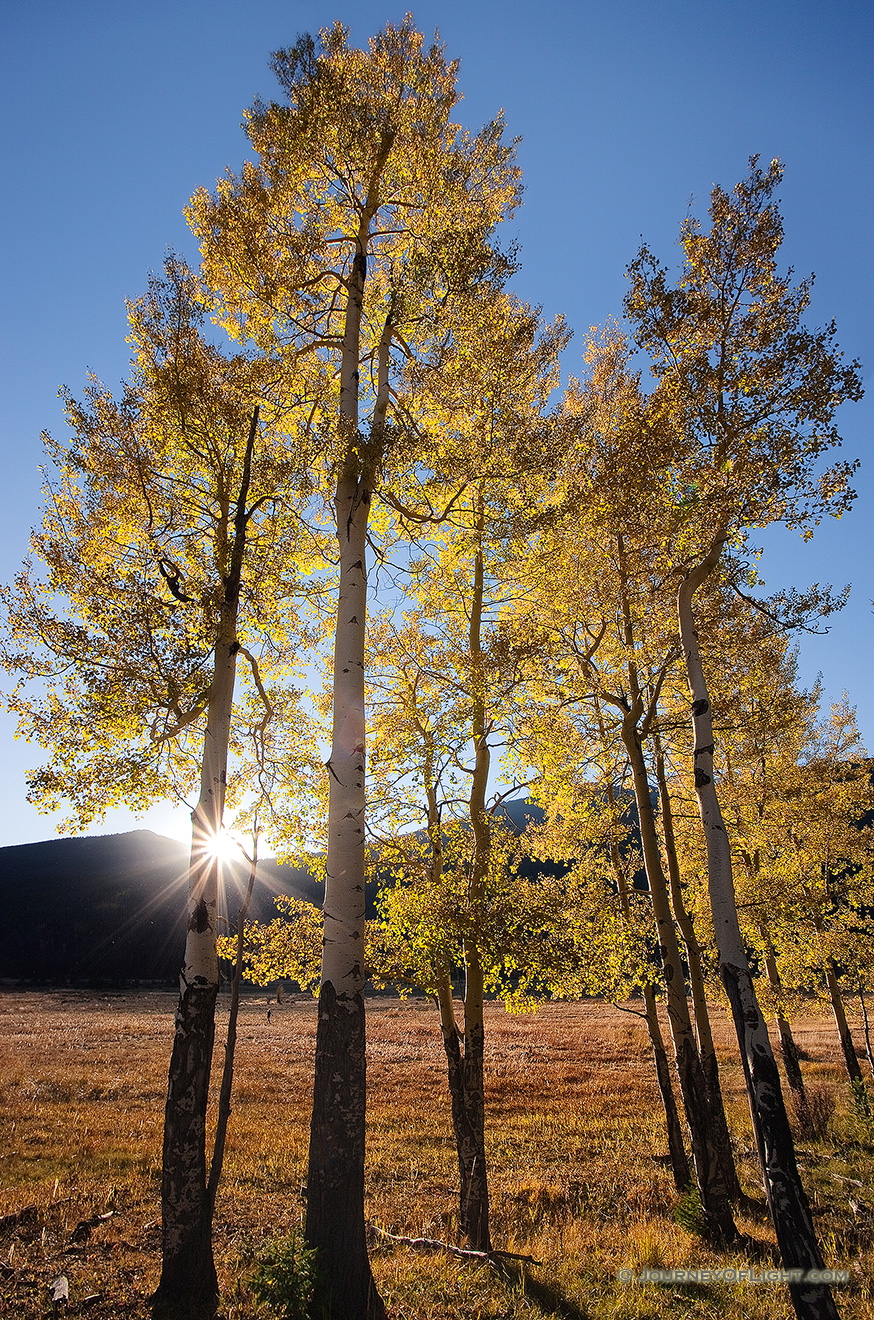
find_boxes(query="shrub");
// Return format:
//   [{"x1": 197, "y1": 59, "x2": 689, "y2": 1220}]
[
  {"x1": 249, "y1": 1232, "x2": 322, "y2": 1320},
  {"x1": 672, "y1": 1184, "x2": 705, "y2": 1236},
  {"x1": 790, "y1": 1083, "x2": 836, "y2": 1140}
]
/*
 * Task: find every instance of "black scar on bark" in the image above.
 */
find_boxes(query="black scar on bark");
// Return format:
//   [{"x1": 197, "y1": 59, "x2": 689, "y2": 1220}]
[
  {"x1": 188, "y1": 898, "x2": 210, "y2": 933},
  {"x1": 695, "y1": 768, "x2": 712, "y2": 787},
  {"x1": 694, "y1": 744, "x2": 714, "y2": 759},
  {"x1": 691, "y1": 698, "x2": 710, "y2": 716}
]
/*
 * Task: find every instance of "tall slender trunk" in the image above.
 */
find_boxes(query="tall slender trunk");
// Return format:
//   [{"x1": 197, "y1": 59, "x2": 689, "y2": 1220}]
[
  {"x1": 612, "y1": 538, "x2": 734, "y2": 1242},
  {"x1": 440, "y1": 964, "x2": 491, "y2": 1249},
  {"x1": 597, "y1": 742, "x2": 690, "y2": 1193},
  {"x1": 206, "y1": 848, "x2": 257, "y2": 1217},
  {"x1": 759, "y1": 922, "x2": 806, "y2": 1100},
  {"x1": 642, "y1": 984, "x2": 691, "y2": 1191},
  {"x1": 653, "y1": 738, "x2": 741, "y2": 1200},
  {"x1": 623, "y1": 724, "x2": 735, "y2": 1242},
  {"x1": 305, "y1": 154, "x2": 392, "y2": 1319},
  {"x1": 154, "y1": 409, "x2": 259, "y2": 1320},
  {"x1": 859, "y1": 987, "x2": 874, "y2": 1081},
  {"x1": 306, "y1": 466, "x2": 379, "y2": 1320},
  {"x1": 678, "y1": 540, "x2": 839, "y2": 1320},
  {"x1": 824, "y1": 961, "x2": 863, "y2": 1087},
  {"x1": 450, "y1": 490, "x2": 492, "y2": 1251},
  {"x1": 808, "y1": 909, "x2": 863, "y2": 1088}
]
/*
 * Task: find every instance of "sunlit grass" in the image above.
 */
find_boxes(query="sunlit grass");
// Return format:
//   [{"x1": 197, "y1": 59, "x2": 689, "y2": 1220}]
[{"x1": 0, "y1": 991, "x2": 872, "y2": 1317}]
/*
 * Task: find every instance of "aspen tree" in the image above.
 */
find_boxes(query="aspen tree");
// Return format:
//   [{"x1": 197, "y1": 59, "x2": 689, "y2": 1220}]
[
  {"x1": 708, "y1": 625, "x2": 822, "y2": 1101},
  {"x1": 188, "y1": 22, "x2": 521, "y2": 1313},
  {"x1": 764, "y1": 700, "x2": 872, "y2": 1095},
  {"x1": 518, "y1": 711, "x2": 693, "y2": 1193},
  {"x1": 650, "y1": 729, "x2": 740, "y2": 1195},
  {"x1": 364, "y1": 294, "x2": 565, "y2": 1250},
  {"x1": 625, "y1": 157, "x2": 862, "y2": 1320},
  {"x1": 514, "y1": 330, "x2": 738, "y2": 1238},
  {"x1": 1, "y1": 259, "x2": 315, "y2": 1318}
]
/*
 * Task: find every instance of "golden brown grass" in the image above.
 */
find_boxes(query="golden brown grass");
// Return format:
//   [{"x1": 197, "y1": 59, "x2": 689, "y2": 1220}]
[{"x1": 0, "y1": 990, "x2": 872, "y2": 1318}]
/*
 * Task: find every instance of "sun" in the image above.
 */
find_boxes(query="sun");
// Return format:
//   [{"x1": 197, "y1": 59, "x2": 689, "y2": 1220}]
[{"x1": 202, "y1": 829, "x2": 240, "y2": 868}]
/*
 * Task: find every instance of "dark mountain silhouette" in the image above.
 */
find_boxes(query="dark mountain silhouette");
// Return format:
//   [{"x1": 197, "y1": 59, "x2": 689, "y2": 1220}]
[
  {"x1": 0, "y1": 831, "x2": 325, "y2": 984},
  {"x1": 0, "y1": 795, "x2": 643, "y2": 985}
]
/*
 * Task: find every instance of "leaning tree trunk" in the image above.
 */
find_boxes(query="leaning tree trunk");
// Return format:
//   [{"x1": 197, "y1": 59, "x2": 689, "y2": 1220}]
[
  {"x1": 154, "y1": 408, "x2": 259, "y2": 1320},
  {"x1": 642, "y1": 983, "x2": 691, "y2": 1191},
  {"x1": 811, "y1": 909, "x2": 864, "y2": 1089},
  {"x1": 859, "y1": 988, "x2": 874, "y2": 1081},
  {"x1": 654, "y1": 739, "x2": 742, "y2": 1200},
  {"x1": 611, "y1": 536, "x2": 734, "y2": 1239},
  {"x1": 825, "y1": 962, "x2": 864, "y2": 1087},
  {"x1": 623, "y1": 721, "x2": 736, "y2": 1243},
  {"x1": 206, "y1": 847, "x2": 257, "y2": 1217},
  {"x1": 678, "y1": 543, "x2": 839, "y2": 1320},
  {"x1": 759, "y1": 922, "x2": 806, "y2": 1101},
  {"x1": 599, "y1": 756, "x2": 691, "y2": 1194}
]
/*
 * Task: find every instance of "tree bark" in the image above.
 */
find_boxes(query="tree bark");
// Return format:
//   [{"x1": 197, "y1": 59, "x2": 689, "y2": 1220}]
[
  {"x1": 759, "y1": 922, "x2": 806, "y2": 1100},
  {"x1": 823, "y1": 960, "x2": 863, "y2": 1087},
  {"x1": 608, "y1": 537, "x2": 734, "y2": 1242},
  {"x1": 859, "y1": 987, "x2": 874, "y2": 1081},
  {"x1": 206, "y1": 849, "x2": 256, "y2": 1216},
  {"x1": 642, "y1": 984, "x2": 691, "y2": 1192},
  {"x1": 597, "y1": 750, "x2": 691, "y2": 1196},
  {"x1": 678, "y1": 543, "x2": 839, "y2": 1320},
  {"x1": 305, "y1": 184, "x2": 389, "y2": 1318},
  {"x1": 154, "y1": 408, "x2": 259, "y2": 1320},
  {"x1": 654, "y1": 739, "x2": 742, "y2": 1200},
  {"x1": 436, "y1": 974, "x2": 491, "y2": 1250},
  {"x1": 306, "y1": 466, "x2": 384, "y2": 1320},
  {"x1": 445, "y1": 494, "x2": 493, "y2": 1252},
  {"x1": 622, "y1": 723, "x2": 736, "y2": 1243}
]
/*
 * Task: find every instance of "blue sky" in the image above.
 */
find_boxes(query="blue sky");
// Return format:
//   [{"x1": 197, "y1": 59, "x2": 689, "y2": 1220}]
[{"x1": 1, "y1": 0, "x2": 871, "y2": 846}]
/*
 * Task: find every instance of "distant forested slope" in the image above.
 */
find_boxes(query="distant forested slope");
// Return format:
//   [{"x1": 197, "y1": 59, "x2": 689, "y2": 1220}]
[{"x1": 0, "y1": 831, "x2": 322, "y2": 983}]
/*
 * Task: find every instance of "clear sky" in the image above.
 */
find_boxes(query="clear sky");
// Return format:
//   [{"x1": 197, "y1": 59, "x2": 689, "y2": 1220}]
[{"x1": 1, "y1": 0, "x2": 871, "y2": 847}]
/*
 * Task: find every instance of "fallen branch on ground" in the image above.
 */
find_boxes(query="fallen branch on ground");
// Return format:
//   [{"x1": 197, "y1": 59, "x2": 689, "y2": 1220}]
[{"x1": 369, "y1": 1225, "x2": 540, "y2": 1264}]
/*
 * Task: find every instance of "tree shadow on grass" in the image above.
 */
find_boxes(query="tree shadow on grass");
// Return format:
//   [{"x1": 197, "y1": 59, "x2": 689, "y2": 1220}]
[{"x1": 495, "y1": 1259, "x2": 592, "y2": 1320}]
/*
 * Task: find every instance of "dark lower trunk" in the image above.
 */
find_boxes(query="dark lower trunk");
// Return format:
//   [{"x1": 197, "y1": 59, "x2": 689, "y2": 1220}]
[
  {"x1": 673, "y1": 1033, "x2": 736, "y2": 1242},
  {"x1": 859, "y1": 988, "x2": 874, "y2": 1080},
  {"x1": 154, "y1": 980, "x2": 219, "y2": 1320},
  {"x1": 761, "y1": 926, "x2": 806, "y2": 1100},
  {"x1": 679, "y1": 555, "x2": 837, "y2": 1320},
  {"x1": 654, "y1": 741, "x2": 742, "y2": 1203},
  {"x1": 643, "y1": 985, "x2": 690, "y2": 1191},
  {"x1": 306, "y1": 983, "x2": 384, "y2": 1320},
  {"x1": 722, "y1": 961, "x2": 840, "y2": 1320},
  {"x1": 825, "y1": 964, "x2": 863, "y2": 1086},
  {"x1": 700, "y1": 1043, "x2": 743, "y2": 1200},
  {"x1": 442, "y1": 1017, "x2": 490, "y2": 1251},
  {"x1": 777, "y1": 1012, "x2": 807, "y2": 1099},
  {"x1": 624, "y1": 730, "x2": 735, "y2": 1243}
]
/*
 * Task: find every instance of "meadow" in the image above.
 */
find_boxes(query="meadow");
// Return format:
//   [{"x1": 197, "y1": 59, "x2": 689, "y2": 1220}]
[{"x1": 0, "y1": 990, "x2": 871, "y2": 1318}]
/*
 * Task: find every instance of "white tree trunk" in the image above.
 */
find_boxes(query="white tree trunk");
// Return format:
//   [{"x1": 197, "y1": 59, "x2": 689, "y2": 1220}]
[
  {"x1": 156, "y1": 609, "x2": 238, "y2": 1317},
  {"x1": 305, "y1": 204, "x2": 386, "y2": 1320},
  {"x1": 678, "y1": 547, "x2": 839, "y2": 1320},
  {"x1": 156, "y1": 406, "x2": 258, "y2": 1319}
]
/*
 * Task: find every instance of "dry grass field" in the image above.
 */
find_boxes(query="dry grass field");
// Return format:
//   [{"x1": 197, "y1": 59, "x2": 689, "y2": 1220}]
[{"x1": 0, "y1": 989, "x2": 872, "y2": 1318}]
